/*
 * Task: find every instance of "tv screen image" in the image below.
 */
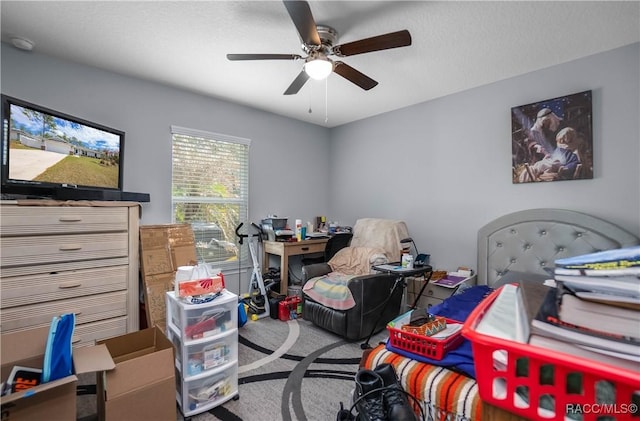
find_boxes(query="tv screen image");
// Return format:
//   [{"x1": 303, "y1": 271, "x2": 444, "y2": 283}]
[{"x1": 1, "y1": 95, "x2": 125, "y2": 197}]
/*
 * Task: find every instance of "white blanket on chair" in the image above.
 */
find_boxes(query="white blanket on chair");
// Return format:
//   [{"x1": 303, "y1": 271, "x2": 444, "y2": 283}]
[{"x1": 349, "y1": 218, "x2": 409, "y2": 263}]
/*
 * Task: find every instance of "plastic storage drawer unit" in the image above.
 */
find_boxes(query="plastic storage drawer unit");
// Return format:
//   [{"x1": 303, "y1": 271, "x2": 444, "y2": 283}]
[{"x1": 167, "y1": 289, "x2": 238, "y2": 341}]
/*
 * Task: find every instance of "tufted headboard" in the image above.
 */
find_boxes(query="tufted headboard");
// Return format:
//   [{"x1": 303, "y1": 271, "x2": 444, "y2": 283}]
[{"x1": 477, "y1": 208, "x2": 640, "y2": 287}]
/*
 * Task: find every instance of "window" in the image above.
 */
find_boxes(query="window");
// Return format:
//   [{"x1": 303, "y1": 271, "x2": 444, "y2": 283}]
[{"x1": 171, "y1": 125, "x2": 250, "y2": 270}]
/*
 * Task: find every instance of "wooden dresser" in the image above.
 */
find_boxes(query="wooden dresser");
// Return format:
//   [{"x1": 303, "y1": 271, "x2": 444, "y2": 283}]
[{"x1": 0, "y1": 201, "x2": 140, "y2": 346}]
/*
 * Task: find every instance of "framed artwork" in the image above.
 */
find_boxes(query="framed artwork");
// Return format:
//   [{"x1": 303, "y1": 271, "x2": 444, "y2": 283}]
[{"x1": 511, "y1": 90, "x2": 593, "y2": 184}]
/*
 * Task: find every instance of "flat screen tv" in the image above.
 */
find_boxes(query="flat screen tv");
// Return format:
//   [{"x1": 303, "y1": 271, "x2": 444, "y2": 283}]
[{"x1": 1, "y1": 94, "x2": 125, "y2": 199}]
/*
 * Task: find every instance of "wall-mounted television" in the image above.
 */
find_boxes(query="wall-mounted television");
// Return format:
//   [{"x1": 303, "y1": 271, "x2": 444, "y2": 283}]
[{"x1": 1, "y1": 94, "x2": 126, "y2": 200}]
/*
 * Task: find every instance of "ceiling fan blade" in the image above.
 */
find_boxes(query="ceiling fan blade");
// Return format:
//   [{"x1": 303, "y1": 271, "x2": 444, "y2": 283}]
[
  {"x1": 227, "y1": 54, "x2": 302, "y2": 61},
  {"x1": 283, "y1": 70, "x2": 310, "y2": 95},
  {"x1": 333, "y1": 61, "x2": 378, "y2": 91},
  {"x1": 282, "y1": 0, "x2": 321, "y2": 46},
  {"x1": 332, "y1": 30, "x2": 412, "y2": 57}
]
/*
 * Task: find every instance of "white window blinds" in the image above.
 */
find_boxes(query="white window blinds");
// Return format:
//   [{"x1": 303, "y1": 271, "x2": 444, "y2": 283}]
[{"x1": 171, "y1": 125, "x2": 250, "y2": 269}]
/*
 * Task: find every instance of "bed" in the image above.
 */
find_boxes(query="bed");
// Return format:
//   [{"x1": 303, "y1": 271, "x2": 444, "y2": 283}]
[{"x1": 362, "y1": 208, "x2": 640, "y2": 421}]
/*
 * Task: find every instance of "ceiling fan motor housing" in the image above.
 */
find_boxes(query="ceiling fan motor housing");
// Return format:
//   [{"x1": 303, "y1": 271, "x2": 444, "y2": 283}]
[{"x1": 304, "y1": 25, "x2": 337, "y2": 55}]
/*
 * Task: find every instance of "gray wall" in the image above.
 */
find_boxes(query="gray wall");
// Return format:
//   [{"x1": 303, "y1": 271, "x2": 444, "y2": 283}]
[
  {"x1": 329, "y1": 43, "x2": 640, "y2": 273},
  {"x1": 1, "y1": 43, "x2": 331, "y2": 293},
  {"x1": 2, "y1": 42, "x2": 639, "y2": 289}
]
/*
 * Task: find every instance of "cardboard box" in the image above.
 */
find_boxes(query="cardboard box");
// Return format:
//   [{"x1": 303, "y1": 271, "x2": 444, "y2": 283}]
[
  {"x1": 96, "y1": 326, "x2": 175, "y2": 421},
  {"x1": 168, "y1": 224, "x2": 197, "y2": 269},
  {"x1": 0, "y1": 327, "x2": 115, "y2": 421},
  {"x1": 139, "y1": 224, "x2": 198, "y2": 275},
  {"x1": 140, "y1": 224, "x2": 198, "y2": 328},
  {"x1": 142, "y1": 272, "x2": 175, "y2": 331}
]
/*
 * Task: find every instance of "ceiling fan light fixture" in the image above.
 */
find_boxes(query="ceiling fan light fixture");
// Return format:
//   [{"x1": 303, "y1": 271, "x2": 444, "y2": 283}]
[{"x1": 304, "y1": 57, "x2": 333, "y2": 80}]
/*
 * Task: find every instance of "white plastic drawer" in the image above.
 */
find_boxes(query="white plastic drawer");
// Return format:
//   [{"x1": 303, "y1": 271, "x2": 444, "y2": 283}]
[
  {"x1": 168, "y1": 325, "x2": 238, "y2": 377},
  {"x1": 177, "y1": 362, "x2": 238, "y2": 416},
  {"x1": 166, "y1": 289, "x2": 238, "y2": 341}
]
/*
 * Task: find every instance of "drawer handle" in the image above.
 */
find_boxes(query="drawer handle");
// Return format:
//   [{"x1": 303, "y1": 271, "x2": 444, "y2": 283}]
[
  {"x1": 58, "y1": 282, "x2": 82, "y2": 289},
  {"x1": 72, "y1": 336, "x2": 81, "y2": 344},
  {"x1": 59, "y1": 217, "x2": 82, "y2": 222},
  {"x1": 59, "y1": 245, "x2": 82, "y2": 251},
  {"x1": 427, "y1": 290, "x2": 434, "y2": 296},
  {"x1": 301, "y1": 247, "x2": 309, "y2": 251}
]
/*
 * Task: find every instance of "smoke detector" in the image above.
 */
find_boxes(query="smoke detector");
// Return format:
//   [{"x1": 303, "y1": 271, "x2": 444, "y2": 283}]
[{"x1": 11, "y1": 37, "x2": 34, "y2": 51}]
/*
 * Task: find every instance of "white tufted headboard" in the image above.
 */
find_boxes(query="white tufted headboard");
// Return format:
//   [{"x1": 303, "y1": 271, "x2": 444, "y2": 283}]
[{"x1": 477, "y1": 208, "x2": 640, "y2": 287}]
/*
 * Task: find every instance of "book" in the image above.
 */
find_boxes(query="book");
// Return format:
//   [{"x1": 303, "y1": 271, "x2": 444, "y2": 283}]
[
  {"x1": 5, "y1": 365, "x2": 42, "y2": 395},
  {"x1": 531, "y1": 288, "x2": 640, "y2": 356},
  {"x1": 553, "y1": 274, "x2": 640, "y2": 298},
  {"x1": 557, "y1": 291, "x2": 640, "y2": 340},
  {"x1": 574, "y1": 290, "x2": 640, "y2": 310},
  {"x1": 432, "y1": 275, "x2": 468, "y2": 289},
  {"x1": 529, "y1": 334, "x2": 640, "y2": 372},
  {"x1": 553, "y1": 245, "x2": 640, "y2": 273},
  {"x1": 555, "y1": 266, "x2": 640, "y2": 277},
  {"x1": 474, "y1": 284, "x2": 527, "y2": 342}
]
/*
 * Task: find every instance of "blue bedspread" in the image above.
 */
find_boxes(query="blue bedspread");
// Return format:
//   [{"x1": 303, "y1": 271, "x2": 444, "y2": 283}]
[{"x1": 385, "y1": 285, "x2": 493, "y2": 379}]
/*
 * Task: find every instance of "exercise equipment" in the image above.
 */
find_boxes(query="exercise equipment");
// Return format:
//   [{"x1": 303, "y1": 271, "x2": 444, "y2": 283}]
[{"x1": 235, "y1": 223, "x2": 270, "y2": 319}]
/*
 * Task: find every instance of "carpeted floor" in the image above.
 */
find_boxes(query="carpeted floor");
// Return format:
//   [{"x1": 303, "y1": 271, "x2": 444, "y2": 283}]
[{"x1": 77, "y1": 316, "x2": 388, "y2": 421}]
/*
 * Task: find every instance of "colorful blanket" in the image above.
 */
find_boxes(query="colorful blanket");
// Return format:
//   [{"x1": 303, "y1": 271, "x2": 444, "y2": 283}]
[
  {"x1": 302, "y1": 272, "x2": 356, "y2": 310},
  {"x1": 364, "y1": 344, "x2": 482, "y2": 421}
]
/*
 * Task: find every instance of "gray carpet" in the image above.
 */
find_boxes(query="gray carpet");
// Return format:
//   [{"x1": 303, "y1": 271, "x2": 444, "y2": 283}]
[
  {"x1": 185, "y1": 316, "x2": 388, "y2": 421},
  {"x1": 77, "y1": 317, "x2": 388, "y2": 421}
]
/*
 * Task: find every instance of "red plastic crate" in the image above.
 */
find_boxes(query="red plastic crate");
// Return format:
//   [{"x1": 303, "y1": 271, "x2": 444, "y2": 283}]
[
  {"x1": 387, "y1": 318, "x2": 464, "y2": 360},
  {"x1": 462, "y1": 286, "x2": 640, "y2": 421}
]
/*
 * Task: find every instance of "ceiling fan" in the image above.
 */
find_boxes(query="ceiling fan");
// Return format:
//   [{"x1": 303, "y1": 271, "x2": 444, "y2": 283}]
[{"x1": 226, "y1": 0, "x2": 412, "y2": 95}]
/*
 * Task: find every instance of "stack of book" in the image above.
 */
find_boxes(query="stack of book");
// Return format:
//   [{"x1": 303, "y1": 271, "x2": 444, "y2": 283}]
[{"x1": 527, "y1": 246, "x2": 640, "y2": 371}]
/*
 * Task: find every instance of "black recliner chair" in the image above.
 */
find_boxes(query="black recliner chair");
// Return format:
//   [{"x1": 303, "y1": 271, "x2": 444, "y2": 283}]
[
  {"x1": 302, "y1": 263, "x2": 402, "y2": 341},
  {"x1": 301, "y1": 219, "x2": 409, "y2": 341}
]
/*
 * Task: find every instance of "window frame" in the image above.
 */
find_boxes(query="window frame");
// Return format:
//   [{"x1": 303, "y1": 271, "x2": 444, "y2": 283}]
[{"x1": 170, "y1": 125, "x2": 251, "y2": 271}]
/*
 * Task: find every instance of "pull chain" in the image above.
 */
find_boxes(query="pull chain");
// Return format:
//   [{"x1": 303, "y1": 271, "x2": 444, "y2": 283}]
[
  {"x1": 308, "y1": 80, "x2": 313, "y2": 113},
  {"x1": 324, "y1": 78, "x2": 329, "y2": 123}
]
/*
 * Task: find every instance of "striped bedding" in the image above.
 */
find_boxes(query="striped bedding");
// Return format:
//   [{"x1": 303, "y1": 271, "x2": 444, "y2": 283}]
[{"x1": 363, "y1": 344, "x2": 481, "y2": 421}]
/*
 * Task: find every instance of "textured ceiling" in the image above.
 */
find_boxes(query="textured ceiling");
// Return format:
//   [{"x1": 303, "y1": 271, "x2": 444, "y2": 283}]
[{"x1": 1, "y1": 1, "x2": 639, "y2": 128}]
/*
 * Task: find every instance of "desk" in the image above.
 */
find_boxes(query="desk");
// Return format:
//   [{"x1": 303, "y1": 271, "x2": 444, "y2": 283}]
[{"x1": 263, "y1": 238, "x2": 328, "y2": 295}]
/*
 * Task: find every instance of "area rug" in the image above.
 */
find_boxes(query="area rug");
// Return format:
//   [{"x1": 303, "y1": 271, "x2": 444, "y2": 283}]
[{"x1": 183, "y1": 316, "x2": 388, "y2": 421}]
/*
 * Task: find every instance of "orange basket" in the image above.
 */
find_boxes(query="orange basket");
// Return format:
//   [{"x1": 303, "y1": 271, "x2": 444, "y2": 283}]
[
  {"x1": 462, "y1": 286, "x2": 640, "y2": 421},
  {"x1": 387, "y1": 318, "x2": 464, "y2": 360}
]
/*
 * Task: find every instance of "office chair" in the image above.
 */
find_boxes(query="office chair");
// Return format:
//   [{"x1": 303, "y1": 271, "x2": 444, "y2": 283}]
[{"x1": 301, "y1": 232, "x2": 353, "y2": 266}]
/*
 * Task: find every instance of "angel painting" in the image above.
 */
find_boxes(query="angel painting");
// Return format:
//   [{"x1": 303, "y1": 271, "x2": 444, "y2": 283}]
[{"x1": 511, "y1": 90, "x2": 593, "y2": 184}]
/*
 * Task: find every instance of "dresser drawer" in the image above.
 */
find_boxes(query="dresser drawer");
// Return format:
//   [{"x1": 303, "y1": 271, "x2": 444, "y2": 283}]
[
  {"x1": 0, "y1": 206, "x2": 129, "y2": 236},
  {"x1": 0, "y1": 290, "x2": 127, "y2": 332},
  {"x1": 0, "y1": 257, "x2": 130, "y2": 278},
  {"x1": 423, "y1": 284, "x2": 455, "y2": 300},
  {"x1": 1, "y1": 232, "x2": 128, "y2": 268},
  {"x1": 73, "y1": 316, "x2": 128, "y2": 347},
  {"x1": 1, "y1": 265, "x2": 128, "y2": 308}
]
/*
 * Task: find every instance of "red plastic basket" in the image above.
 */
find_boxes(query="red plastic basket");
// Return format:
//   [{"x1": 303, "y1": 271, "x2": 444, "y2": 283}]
[
  {"x1": 462, "y1": 286, "x2": 640, "y2": 421},
  {"x1": 387, "y1": 318, "x2": 464, "y2": 360}
]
